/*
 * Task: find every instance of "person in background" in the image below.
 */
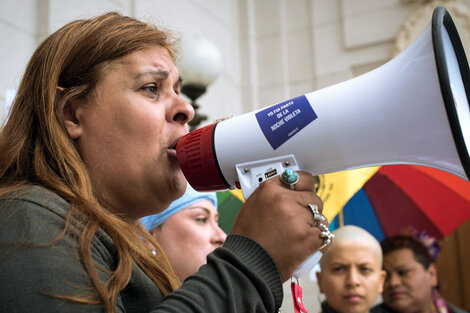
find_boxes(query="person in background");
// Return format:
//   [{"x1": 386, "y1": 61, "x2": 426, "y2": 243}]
[
  {"x1": 0, "y1": 11, "x2": 326, "y2": 313},
  {"x1": 373, "y1": 234, "x2": 468, "y2": 313},
  {"x1": 316, "y1": 225, "x2": 386, "y2": 313},
  {"x1": 141, "y1": 184, "x2": 226, "y2": 281}
]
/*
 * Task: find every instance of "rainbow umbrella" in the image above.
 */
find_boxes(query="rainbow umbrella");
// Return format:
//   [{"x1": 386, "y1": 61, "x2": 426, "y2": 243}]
[
  {"x1": 330, "y1": 165, "x2": 470, "y2": 241},
  {"x1": 216, "y1": 167, "x2": 380, "y2": 233},
  {"x1": 216, "y1": 189, "x2": 244, "y2": 233}
]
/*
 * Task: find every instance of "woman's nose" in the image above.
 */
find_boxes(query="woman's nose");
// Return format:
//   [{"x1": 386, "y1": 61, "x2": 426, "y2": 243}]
[
  {"x1": 170, "y1": 94, "x2": 195, "y2": 125},
  {"x1": 211, "y1": 224, "x2": 227, "y2": 246},
  {"x1": 386, "y1": 272, "x2": 401, "y2": 287},
  {"x1": 346, "y1": 268, "x2": 361, "y2": 286}
]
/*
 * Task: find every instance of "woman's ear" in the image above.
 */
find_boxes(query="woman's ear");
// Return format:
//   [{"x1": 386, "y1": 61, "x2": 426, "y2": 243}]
[
  {"x1": 316, "y1": 271, "x2": 324, "y2": 293},
  {"x1": 57, "y1": 87, "x2": 82, "y2": 140},
  {"x1": 378, "y1": 269, "x2": 386, "y2": 293},
  {"x1": 428, "y1": 263, "x2": 438, "y2": 288}
]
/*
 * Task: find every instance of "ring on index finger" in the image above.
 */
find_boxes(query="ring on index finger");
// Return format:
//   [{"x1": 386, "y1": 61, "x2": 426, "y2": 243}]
[{"x1": 280, "y1": 169, "x2": 299, "y2": 190}]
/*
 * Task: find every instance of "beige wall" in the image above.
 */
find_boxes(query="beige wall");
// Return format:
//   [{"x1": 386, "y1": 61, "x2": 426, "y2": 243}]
[
  {"x1": 0, "y1": 0, "x2": 243, "y2": 125},
  {"x1": 2, "y1": 0, "x2": 470, "y2": 123},
  {"x1": 1, "y1": 0, "x2": 470, "y2": 312}
]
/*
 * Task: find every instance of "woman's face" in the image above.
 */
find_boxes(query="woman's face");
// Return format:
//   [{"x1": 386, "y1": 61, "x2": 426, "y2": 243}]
[
  {"x1": 151, "y1": 200, "x2": 227, "y2": 280},
  {"x1": 382, "y1": 248, "x2": 437, "y2": 313},
  {"x1": 317, "y1": 241, "x2": 386, "y2": 313},
  {"x1": 64, "y1": 46, "x2": 194, "y2": 219}
]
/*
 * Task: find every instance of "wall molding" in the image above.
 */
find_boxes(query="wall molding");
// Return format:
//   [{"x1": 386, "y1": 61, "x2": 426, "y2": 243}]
[{"x1": 394, "y1": 0, "x2": 470, "y2": 55}]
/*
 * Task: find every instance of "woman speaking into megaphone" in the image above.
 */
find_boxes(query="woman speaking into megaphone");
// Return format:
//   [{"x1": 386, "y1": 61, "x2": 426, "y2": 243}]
[{"x1": 0, "y1": 11, "x2": 328, "y2": 313}]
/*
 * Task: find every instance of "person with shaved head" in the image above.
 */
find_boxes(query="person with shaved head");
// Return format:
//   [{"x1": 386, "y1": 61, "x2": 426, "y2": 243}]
[{"x1": 316, "y1": 225, "x2": 386, "y2": 313}]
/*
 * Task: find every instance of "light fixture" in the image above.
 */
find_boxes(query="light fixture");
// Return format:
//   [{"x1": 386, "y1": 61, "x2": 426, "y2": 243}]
[{"x1": 178, "y1": 35, "x2": 222, "y2": 130}]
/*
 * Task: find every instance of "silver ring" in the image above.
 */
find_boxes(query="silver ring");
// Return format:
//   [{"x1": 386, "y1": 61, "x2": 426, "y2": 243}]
[
  {"x1": 308, "y1": 204, "x2": 334, "y2": 249},
  {"x1": 315, "y1": 215, "x2": 326, "y2": 223},
  {"x1": 308, "y1": 204, "x2": 326, "y2": 223},
  {"x1": 319, "y1": 230, "x2": 334, "y2": 249},
  {"x1": 308, "y1": 204, "x2": 319, "y2": 214},
  {"x1": 280, "y1": 169, "x2": 299, "y2": 190},
  {"x1": 319, "y1": 237, "x2": 332, "y2": 250}
]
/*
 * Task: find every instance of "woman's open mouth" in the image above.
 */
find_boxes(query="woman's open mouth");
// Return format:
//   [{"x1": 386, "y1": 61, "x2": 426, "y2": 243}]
[{"x1": 167, "y1": 139, "x2": 179, "y2": 158}]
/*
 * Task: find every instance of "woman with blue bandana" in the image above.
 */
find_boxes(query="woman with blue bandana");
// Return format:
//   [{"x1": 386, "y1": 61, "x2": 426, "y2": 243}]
[{"x1": 141, "y1": 185, "x2": 226, "y2": 280}]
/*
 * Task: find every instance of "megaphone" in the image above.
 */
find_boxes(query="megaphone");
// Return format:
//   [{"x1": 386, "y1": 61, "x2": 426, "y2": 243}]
[{"x1": 176, "y1": 6, "x2": 470, "y2": 277}]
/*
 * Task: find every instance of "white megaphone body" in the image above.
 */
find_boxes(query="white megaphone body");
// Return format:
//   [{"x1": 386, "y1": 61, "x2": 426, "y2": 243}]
[{"x1": 177, "y1": 6, "x2": 470, "y2": 278}]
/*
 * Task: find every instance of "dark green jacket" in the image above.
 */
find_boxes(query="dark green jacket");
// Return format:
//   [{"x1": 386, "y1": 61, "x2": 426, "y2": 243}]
[{"x1": 0, "y1": 186, "x2": 283, "y2": 312}]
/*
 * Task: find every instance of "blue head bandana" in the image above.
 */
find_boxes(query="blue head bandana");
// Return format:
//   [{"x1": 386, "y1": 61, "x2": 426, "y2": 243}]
[{"x1": 140, "y1": 184, "x2": 218, "y2": 231}]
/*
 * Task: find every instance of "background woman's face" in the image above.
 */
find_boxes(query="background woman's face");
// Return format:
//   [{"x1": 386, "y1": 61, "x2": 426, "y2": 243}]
[
  {"x1": 66, "y1": 46, "x2": 194, "y2": 219},
  {"x1": 382, "y1": 248, "x2": 437, "y2": 313},
  {"x1": 151, "y1": 200, "x2": 227, "y2": 280}
]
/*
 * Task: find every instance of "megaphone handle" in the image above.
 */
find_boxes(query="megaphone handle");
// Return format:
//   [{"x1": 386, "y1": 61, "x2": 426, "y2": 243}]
[
  {"x1": 292, "y1": 250, "x2": 322, "y2": 279},
  {"x1": 290, "y1": 252, "x2": 323, "y2": 313},
  {"x1": 235, "y1": 155, "x2": 323, "y2": 278}
]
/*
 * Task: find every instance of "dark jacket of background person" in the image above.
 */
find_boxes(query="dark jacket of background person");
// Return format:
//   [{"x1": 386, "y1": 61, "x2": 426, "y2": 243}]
[{"x1": 371, "y1": 302, "x2": 468, "y2": 313}]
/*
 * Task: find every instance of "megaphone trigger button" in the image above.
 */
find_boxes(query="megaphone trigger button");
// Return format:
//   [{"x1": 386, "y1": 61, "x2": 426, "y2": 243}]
[{"x1": 280, "y1": 169, "x2": 299, "y2": 190}]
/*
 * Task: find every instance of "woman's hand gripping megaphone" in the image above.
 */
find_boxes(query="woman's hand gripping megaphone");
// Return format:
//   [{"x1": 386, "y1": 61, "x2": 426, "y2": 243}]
[
  {"x1": 176, "y1": 123, "x2": 332, "y2": 280},
  {"x1": 230, "y1": 170, "x2": 330, "y2": 282}
]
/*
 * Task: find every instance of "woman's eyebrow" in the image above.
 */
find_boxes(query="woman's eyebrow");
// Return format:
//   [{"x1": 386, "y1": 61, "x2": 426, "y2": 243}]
[
  {"x1": 134, "y1": 69, "x2": 169, "y2": 81},
  {"x1": 186, "y1": 207, "x2": 211, "y2": 215},
  {"x1": 358, "y1": 262, "x2": 373, "y2": 267},
  {"x1": 329, "y1": 261, "x2": 347, "y2": 266}
]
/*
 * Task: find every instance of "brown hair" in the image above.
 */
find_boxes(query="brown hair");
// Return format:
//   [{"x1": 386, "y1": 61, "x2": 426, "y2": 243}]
[
  {"x1": 0, "y1": 12, "x2": 181, "y2": 312},
  {"x1": 381, "y1": 235, "x2": 433, "y2": 269}
]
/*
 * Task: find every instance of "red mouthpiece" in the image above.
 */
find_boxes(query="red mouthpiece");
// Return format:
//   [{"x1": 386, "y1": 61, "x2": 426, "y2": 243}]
[{"x1": 176, "y1": 123, "x2": 229, "y2": 191}]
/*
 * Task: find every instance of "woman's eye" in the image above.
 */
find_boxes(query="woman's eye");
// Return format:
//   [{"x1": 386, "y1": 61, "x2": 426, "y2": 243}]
[
  {"x1": 142, "y1": 84, "x2": 158, "y2": 94},
  {"x1": 195, "y1": 217, "x2": 208, "y2": 224},
  {"x1": 398, "y1": 269, "x2": 410, "y2": 276}
]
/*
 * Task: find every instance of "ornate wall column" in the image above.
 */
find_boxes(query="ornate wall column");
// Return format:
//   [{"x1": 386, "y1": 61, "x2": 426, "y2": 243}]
[{"x1": 394, "y1": 0, "x2": 470, "y2": 56}]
